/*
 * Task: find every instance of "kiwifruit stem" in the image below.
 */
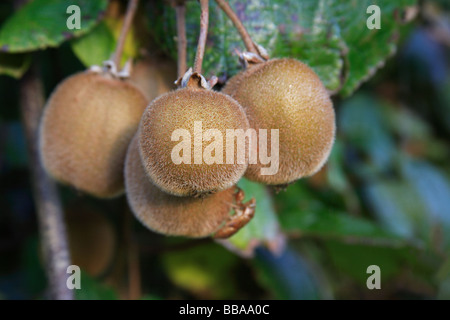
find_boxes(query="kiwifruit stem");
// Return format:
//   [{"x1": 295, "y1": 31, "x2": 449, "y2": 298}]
[
  {"x1": 20, "y1": 62, "x2": 74, "y2": 300},
  {"x1": 175, "y1": 2, "x2": 187, "y2": 78},
  {"x1": 214, "y1": 0, "x2": 259, "y2": 55},
  {"x1": 193, "y1": 0, "x2": 209, "y2": 74},
  {"x1": 112, "y1": 0, "x2": 139, "y2": 69}
]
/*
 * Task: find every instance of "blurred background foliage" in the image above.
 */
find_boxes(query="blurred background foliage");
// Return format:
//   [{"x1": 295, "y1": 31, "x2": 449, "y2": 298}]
[{"x1": 1, "y1": 0, "x2": 450, "y2": 299}]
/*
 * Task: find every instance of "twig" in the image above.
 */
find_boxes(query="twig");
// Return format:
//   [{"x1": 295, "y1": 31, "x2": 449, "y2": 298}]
[
  {"x1": 193, "y1": 0, "x2": 209, "y2": 74},
  {"x1": 214, "y1": 0, "x2": 258, "y2": 54},
  {"x1": 112, "y1": 0, "x2": 139, "y2": 68},
  {"x1": 175, "y1": 2, "x2": 187, "y2": 78},
  {"x1": 20, "y1": 63, "x2": 74, "y2": 300}
]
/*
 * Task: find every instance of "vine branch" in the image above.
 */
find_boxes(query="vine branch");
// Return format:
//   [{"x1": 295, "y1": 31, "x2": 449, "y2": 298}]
[
  {"x1": 175, "y1": 1, "x2": 187, "y2": 78},
  {"x1": 113, "y1": 0, "x2": 139, "y2": 68},
  {"x1": 193, "y1": 0, "x2": 209, "y2": 74},
  {"x1": 214, "y1": 0, "x2": 258, "y2": 54},
  {"x1": 20, "y1": 63, "x2": 73, "y2": 300}
]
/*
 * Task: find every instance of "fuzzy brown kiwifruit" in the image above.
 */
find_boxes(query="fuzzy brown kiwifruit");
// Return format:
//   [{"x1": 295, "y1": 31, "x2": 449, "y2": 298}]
[
  {"x1": 125, "y1": 134, "x2": 237, "y2": 238},
  {"x1": 39, "y1": 71, "x2": 148, "y2": 198},
  {"x1": 65, "y1": 204, "x2": 116, "y2": 277},
  {"x1": 138, "y1": 87, "x2": 250, "y2": 197},
  {"x1": 223, "y1": 58, "x2": 335, "y2": 185},
  {"x1": 129, "y1": 56, "x2": 177, "y2": 102}
]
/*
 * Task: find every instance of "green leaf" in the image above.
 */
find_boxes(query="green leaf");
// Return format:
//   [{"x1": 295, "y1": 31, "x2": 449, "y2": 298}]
[
  {"x1": 339, "y1": 94, "x2": 396, "y2": 171},
  {"x1": 438, "y1": 279, "x2": 450, "y2": 300},
  {"x1": 253, "y1": 247, "x2": 322, "y2": 299},
  {"x1": 162, "y1": 243, "x2": 239, "y2": 299},
  {"x1": 326, "y1": 140, "x2": 350, "y2": 193},
  {"x1": 275, "y1": 181, "x2": 409, "y2": 247},
  {"x1": 75, "y1": 272, "x2": 118, "y2": 300},
  {"x1": 71, "y1": 21, "x2": 114, "y2": 67},
  {"x1": 219, "y1": 178, "x2": 282, "y2": 256},
  {"x1": 323, "y1": 240, "x2": 430, "y2": 286},
  {"x1": 437, "y1": 257, "x2": 450, "y2": 299},
  {"x1": 325, "y1": 139, "x2": 361, "y2": 211},
  {"x1": 364, "y1": 180, "x2": 427, "y2": 240},
  {"x1": 401, "y1": 159, "x2": 450, "y2": 226},
  {"x1": 400, "y1": 158, "x2": 450, "y2": 250},
  {"x1": 365, "y1": 158, "x2": 450, "y2": 251},
  {"x1": 71, "y1": 17, "x2": 140, "y2": 67},
  {"x1": 152, "y1": 0, "x2": 342, "y2": 91},
  {"x1": 151, "y1": 0, "x2": 415, "y2": 96},
  {"x1": 0, "y1": 53, "x2": 30, "y2": 78},
  {"x1": 336, "y1": 0, "x2": 416, "y2": 96},
  {"x1": 0, "y1": 0, "x2": 108, "y2": 53},
  {"x1": 280, "y1": 208, "x2": 408, "y2": 247},
  {"x1": 103, "y1": 17, "x2": 139, "y2": 66}
]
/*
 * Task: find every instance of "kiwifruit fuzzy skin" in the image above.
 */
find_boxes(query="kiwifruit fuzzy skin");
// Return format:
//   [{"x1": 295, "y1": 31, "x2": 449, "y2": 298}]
[
  {"x1": 125, "y1": 135, "x2": 235, "y2": 238},
  {"x1": 39, "y1": 71, "x2": 148, "y2": 198},
  {"x1": 139, "y1": 88, "x2": 250, "y2": 196},
  {"x1": 223, "y1": 58, "x2": 335, "y2": 185}
]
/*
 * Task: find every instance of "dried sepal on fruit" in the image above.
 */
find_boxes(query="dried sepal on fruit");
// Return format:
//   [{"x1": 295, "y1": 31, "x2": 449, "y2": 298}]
[
  {"x1": 223, "y1": 57, "x2": 336, "y2": 185},
  {"x1": 125, "y1": 134, "x2": 255, "y2": 238},
  {"x1": 138, "y1": 70, "x2": 250, "y2": 197},
  {"x1": 39, "y1": 62, "x2": 148, "y2": 198},
  {"x1": 212, "y1": 189, "x2": 255, "y2": 239}
]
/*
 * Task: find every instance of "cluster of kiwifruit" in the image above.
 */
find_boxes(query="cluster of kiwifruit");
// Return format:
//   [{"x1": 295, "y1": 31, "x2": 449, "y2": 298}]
[{"x1": 39, "y1": 51, "x2": 335, "y2": 239}]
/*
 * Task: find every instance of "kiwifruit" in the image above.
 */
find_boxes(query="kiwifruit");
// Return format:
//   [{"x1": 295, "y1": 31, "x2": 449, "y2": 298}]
[
  {"x1": 223, "y1": 58, "x2": 335, "y2": 185},
  {"x1": 129, "y1": 55, "x2": 177, "y2": 102},
  {"x1": 39, "y1": 71, "x2": 148, "y2": 198},
  {"x1": 125, "y1": 134, "x2": 237, "y2": 238},
  {"x1": 65, "y1": 204, "x2": 116, "y2": 277},
  {"x1": 138, "y1": 87, "x2": 250, "y2": 197}
]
